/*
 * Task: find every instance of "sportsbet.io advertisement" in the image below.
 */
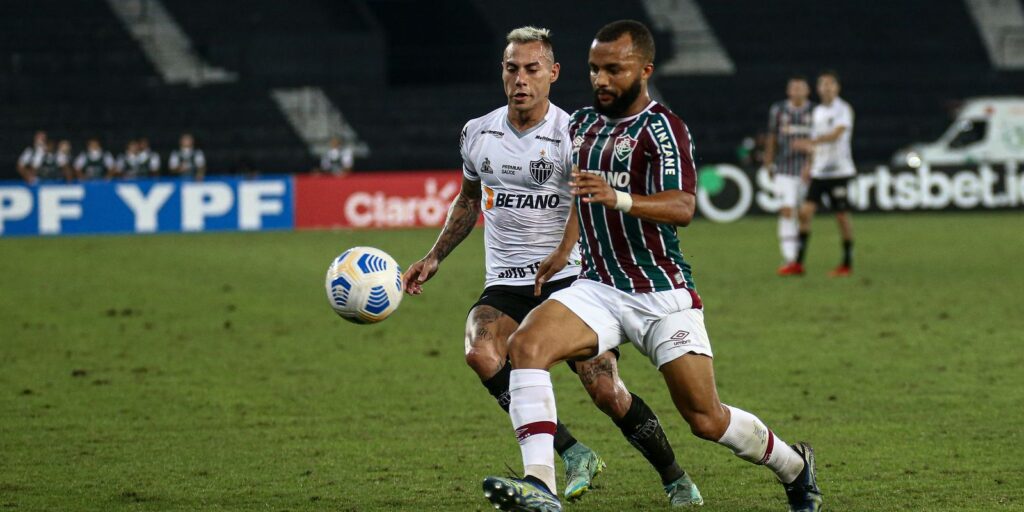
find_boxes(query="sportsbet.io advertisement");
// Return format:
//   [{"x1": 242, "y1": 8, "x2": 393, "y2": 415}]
[
  {"x1": 696, "y1": 162, "x2": 1024, "y2": 222},
  {"x1": 1, "y1": 163, "x2": 1021, "y2": 236}
]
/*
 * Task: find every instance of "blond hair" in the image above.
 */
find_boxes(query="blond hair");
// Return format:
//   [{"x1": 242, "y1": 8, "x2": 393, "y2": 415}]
[{"x1": 506, "y1": 26, "x2": 554, "y2": 64}]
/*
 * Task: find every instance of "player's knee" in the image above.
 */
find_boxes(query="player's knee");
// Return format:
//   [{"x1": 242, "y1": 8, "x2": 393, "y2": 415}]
[
  {"x1": 464, "y1": 345, "x2": 504, "y2": 378},
  {"x1": 587, "y1": 381, "x2": 631, "y2": 419},
  {"x1": 780, "y1": 207, "x2": 794, "y2": 219},
  {"x1": 507, "y1": 329, "x2": 552, "y2": 369},
  {"x1": 686, "y1": 409, "x2": 729, "y2": 441}
]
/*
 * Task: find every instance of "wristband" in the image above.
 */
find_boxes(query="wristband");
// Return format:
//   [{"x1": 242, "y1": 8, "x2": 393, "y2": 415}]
[{"x1": 613, "y1": 190, "x2": 633, "y2": 212}]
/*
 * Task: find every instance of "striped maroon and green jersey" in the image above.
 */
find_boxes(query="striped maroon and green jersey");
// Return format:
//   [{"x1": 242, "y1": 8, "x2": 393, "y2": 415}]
[{"x1": 570, "y1": 101, "x2": 697, "y2": 294}]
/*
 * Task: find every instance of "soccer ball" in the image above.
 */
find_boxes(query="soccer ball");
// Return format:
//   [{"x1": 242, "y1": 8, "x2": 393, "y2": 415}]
[{"x1": 325, "y1": 247, "x2": 404, "y2": 324}]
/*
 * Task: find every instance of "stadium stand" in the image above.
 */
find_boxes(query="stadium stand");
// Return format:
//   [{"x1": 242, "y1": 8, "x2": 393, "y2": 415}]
[
  {"x1": 0, "y1": 0, "x2": 307, "y2": 178},
  {"x1": 4, "y1": 0, "x2": 1024, "y2": 180}
]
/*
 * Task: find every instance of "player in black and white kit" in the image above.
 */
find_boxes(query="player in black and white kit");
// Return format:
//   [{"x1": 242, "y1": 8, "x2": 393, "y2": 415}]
[
  {"x1": 16, "y1": 131, "x2": 48, "y2": 184},
  {"x1": 320, "y1": 136, "x2": 353, "y2": 176},
  {"x1": 73, "y1": 138, "x2": 115, "y2": 180},
  {"x1": 766, "y1": 76, "x2": 814, "y2": 276},
  {"x1": 169, "y1": 133, "x2": 206, "y2": 180},
  {"x1": 401, "y1": 26, "x2": 701, "y2": 507},
  {"x1": 793, "y1": 71, "x2": 856, "y2": 277}
]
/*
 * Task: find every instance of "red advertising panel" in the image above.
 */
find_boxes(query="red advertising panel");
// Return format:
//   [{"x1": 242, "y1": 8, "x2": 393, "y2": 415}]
[{"x1": 295, "y1": 171, "x2": 465, "y2": 229}]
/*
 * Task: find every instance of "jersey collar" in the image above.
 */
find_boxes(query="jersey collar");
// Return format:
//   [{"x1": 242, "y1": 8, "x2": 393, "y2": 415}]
[{"x1": 504, "y1": 102, "x2": 552, "y2": 139}]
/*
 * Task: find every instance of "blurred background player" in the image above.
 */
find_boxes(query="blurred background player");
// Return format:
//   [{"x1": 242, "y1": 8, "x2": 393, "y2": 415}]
[
  {"x1": 319, "y1": 136, "x2": 354, "y2": 176},
  {"x1": 403, "y1": 26, "x2": 701, "y2": 507},
  {"x1": 138, "y1": 137, "x2": 161, "y2": 176},
  {"x1": 34, "y1": 140, "x2": 70, "y2": 182},
  {"x1": 483, "y1": 21, "x2": 821, "y2": 512},
  {"x1": 16, "y1": 130, "x2": 47, "y2": 184},
  {"x1": 793, "y1": 71, "x2": 856, "y2": 277},
  {"x1": 73, "y1": 138, "x2": 115, "y2": 181},
  {"x1": 56, "y1": 140, "x2": 74, "y2": 181},
  {"x1": 169, "y1": 133, "x2": 206, "y2": 180},
  {"x1": 767, "y1": 76, "x2": 815, "y2": 276},
  {"x1": 114, "y1": 140, "x2": 148, "y2": 179}
]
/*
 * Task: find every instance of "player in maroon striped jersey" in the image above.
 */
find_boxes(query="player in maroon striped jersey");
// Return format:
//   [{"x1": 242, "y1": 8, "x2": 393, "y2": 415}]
[{"x1": 483, "y1": 20, "x2": 823, "y2": 512}]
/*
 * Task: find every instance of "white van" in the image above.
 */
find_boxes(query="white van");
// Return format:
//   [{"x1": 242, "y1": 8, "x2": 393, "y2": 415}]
[{"x1": 892, "y1": 97, "x2": 1024, "y2": 168}]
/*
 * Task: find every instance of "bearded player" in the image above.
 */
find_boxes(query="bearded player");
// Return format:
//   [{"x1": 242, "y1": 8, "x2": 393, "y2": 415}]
[
  {"x1": 481, "y1": 20, "x2": 823, "y2": 512},
  {"x1": 402, "y1": 26, "x2": 702, "y2": 507}
]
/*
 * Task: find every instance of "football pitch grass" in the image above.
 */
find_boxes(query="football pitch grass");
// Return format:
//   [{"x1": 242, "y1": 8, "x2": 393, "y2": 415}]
[{"x1": 2, "y1": 213, "x2": 1022, "y2": 511}]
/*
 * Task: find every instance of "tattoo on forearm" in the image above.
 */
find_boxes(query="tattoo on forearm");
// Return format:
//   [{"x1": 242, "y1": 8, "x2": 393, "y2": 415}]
[{"x1": 430, "y1": 192, "x2": 480, "y2": 261}]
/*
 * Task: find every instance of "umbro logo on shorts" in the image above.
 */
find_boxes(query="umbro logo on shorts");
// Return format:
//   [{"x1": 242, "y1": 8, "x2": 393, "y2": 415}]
[{"x1": 669, "y1": 330, "x2": 690, "y2": 346}]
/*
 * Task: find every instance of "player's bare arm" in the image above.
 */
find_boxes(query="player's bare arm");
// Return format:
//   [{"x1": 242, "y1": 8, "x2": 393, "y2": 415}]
[
  {"x1": 764, "y1": 133, "x2": 777, "y2": 172},
  {"x1": 402, "y1": 176, "x2": 482, "y2": 294},
  {"x1": 534, "y1": 200, "x2": 580, "y2": 296},
  {"x1": 813, "y1": 126, "x2": 846, "y2": 144},
  {"x1": 794, "y1": 126, "x2": 845, "y2": 152},
  {"x1": 571, "y1": 170, "x2": 695, "y2": 226}
]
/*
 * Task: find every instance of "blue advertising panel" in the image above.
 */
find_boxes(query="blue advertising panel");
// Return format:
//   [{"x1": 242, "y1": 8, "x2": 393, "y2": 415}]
[{"x1": 0, "y1": 176, "x2": 294, "y2": 236}]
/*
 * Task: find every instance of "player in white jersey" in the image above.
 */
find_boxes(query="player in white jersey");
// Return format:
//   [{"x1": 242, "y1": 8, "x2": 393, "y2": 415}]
[
  {"x1": 793, "y1": 71, "x2": 856, "y2": 277},
  {"x1": 401, "y1": 26, "x2": 701, "y2": 507}
]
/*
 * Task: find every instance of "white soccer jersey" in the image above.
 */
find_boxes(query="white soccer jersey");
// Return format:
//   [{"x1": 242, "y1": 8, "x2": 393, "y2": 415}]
[
  {"x1": 810, "y1": 97, "x2": 856, "y2": 178},
  {"x1": 18, "y1": 146, "x2": 44, "y2": 169},
  {"x1": 461, "y1": 104, "x2": 581, "y2": 287}
]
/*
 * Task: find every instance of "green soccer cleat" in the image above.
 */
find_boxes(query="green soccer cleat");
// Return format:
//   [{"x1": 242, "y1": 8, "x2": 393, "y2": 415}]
[
  {"x1": 483, "y1": 475, "x2": 562, "y2": 512},
  {"x1": 664, "y1": 473, "x2": 704, "y2": 507},
  {"x1": 783, "y1": 442, "x2": 823, "y2": 512},
  {"x1": 561, "y1": 442, "x2": 606, "y2": 501}
]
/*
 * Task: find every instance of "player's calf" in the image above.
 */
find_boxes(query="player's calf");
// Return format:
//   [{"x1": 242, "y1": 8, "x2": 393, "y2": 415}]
[
  {"x1": 575, "y1": 354, "x2": 631, "y2": 418},
  {"x1": 465, "y1": 305, "x2": 516, "y2": 380}
]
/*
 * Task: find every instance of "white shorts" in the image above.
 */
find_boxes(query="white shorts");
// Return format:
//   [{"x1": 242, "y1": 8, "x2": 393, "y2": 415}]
[
  {"x1": 550, "y1": 279, "x2": 714, "y2": 369},
  {"x1": 774, "y1": 174, "x2": 803, "y2": 211}
]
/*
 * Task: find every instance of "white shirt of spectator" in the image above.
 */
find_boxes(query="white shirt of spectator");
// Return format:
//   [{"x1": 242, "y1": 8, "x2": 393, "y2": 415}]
[
  {"x1": 18, "y1": 145, "x2": 46, "y2": 170},
  {"x1": 74, "y1": 150, "x2": 115, "y2": 179},
  {"x1": 56, "y1": 150, "x2": 71, "y2": 169},
  {"x1": 138, "y1": 149, "x2": 161, "y2": 173},
  {"x1": 461, "y1": 103, "x2": 581, "y2": 287},
  {"x1": 810, "y1": 97, "x2": 856, "y2": 178},
  {"x1": 321, "y1": 147, "x2": 353, "y2": 174},
  {"x1": 117, "y1": 152, "x2": 148, "y2": 178},
  {"x1": 169, "y1": 148, "x2": 206, "y2": 175}
]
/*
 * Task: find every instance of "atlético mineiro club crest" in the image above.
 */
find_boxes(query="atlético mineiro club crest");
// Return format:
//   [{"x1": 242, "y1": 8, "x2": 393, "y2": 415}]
[
  {"x1": 614, "y1": 135, "x2": 638, "y2": 161},
  {"x1": 530, "y1": 157, "x2": 554, "y2": 185}
]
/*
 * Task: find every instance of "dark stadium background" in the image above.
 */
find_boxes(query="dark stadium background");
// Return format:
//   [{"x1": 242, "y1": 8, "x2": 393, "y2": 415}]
[{"x1": 4, "y1": 0, "x2": 1022, "y2": 177}]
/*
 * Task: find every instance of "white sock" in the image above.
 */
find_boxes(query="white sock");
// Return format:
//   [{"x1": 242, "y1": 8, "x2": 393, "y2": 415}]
[
  {"x1": 778, "y1": 216, "x2": 799, "y2": 263},
  {"x1": 717, "y1": 405, "x2": 805, "y2": 483},
  {"x1": 509, "y1": 369, "x2": 558, "y2": 493}
]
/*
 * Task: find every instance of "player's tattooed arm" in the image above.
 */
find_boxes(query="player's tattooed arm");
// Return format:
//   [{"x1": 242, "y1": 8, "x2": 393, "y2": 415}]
[
  {"x1": 403, "y1": 177, "x2": 482, "y2": 294},
  {"x1": 427, "y1": 176, "x2": 482, "y2": 262}
]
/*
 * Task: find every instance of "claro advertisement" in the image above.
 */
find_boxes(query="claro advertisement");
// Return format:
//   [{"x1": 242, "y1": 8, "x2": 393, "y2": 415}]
[{"x1": 1, "y1": 164, "x2": 1020, "y2": 236}]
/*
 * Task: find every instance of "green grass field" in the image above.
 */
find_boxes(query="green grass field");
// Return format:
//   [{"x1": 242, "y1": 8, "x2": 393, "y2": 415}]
[{"x1": 2, "y1": 213, "x2": 1023, "y2": 511}]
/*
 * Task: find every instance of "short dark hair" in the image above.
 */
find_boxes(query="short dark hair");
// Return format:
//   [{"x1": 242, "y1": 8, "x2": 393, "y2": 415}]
[
  {"x1": 818, "y1": 69, "x2": 840, "y2": 83},
  {"x1": 595, "y1": 19, "x2": 655, "y2": 63},
  {"x1": 788, "y1": 74, "x2": 809, "y2": 84}
]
